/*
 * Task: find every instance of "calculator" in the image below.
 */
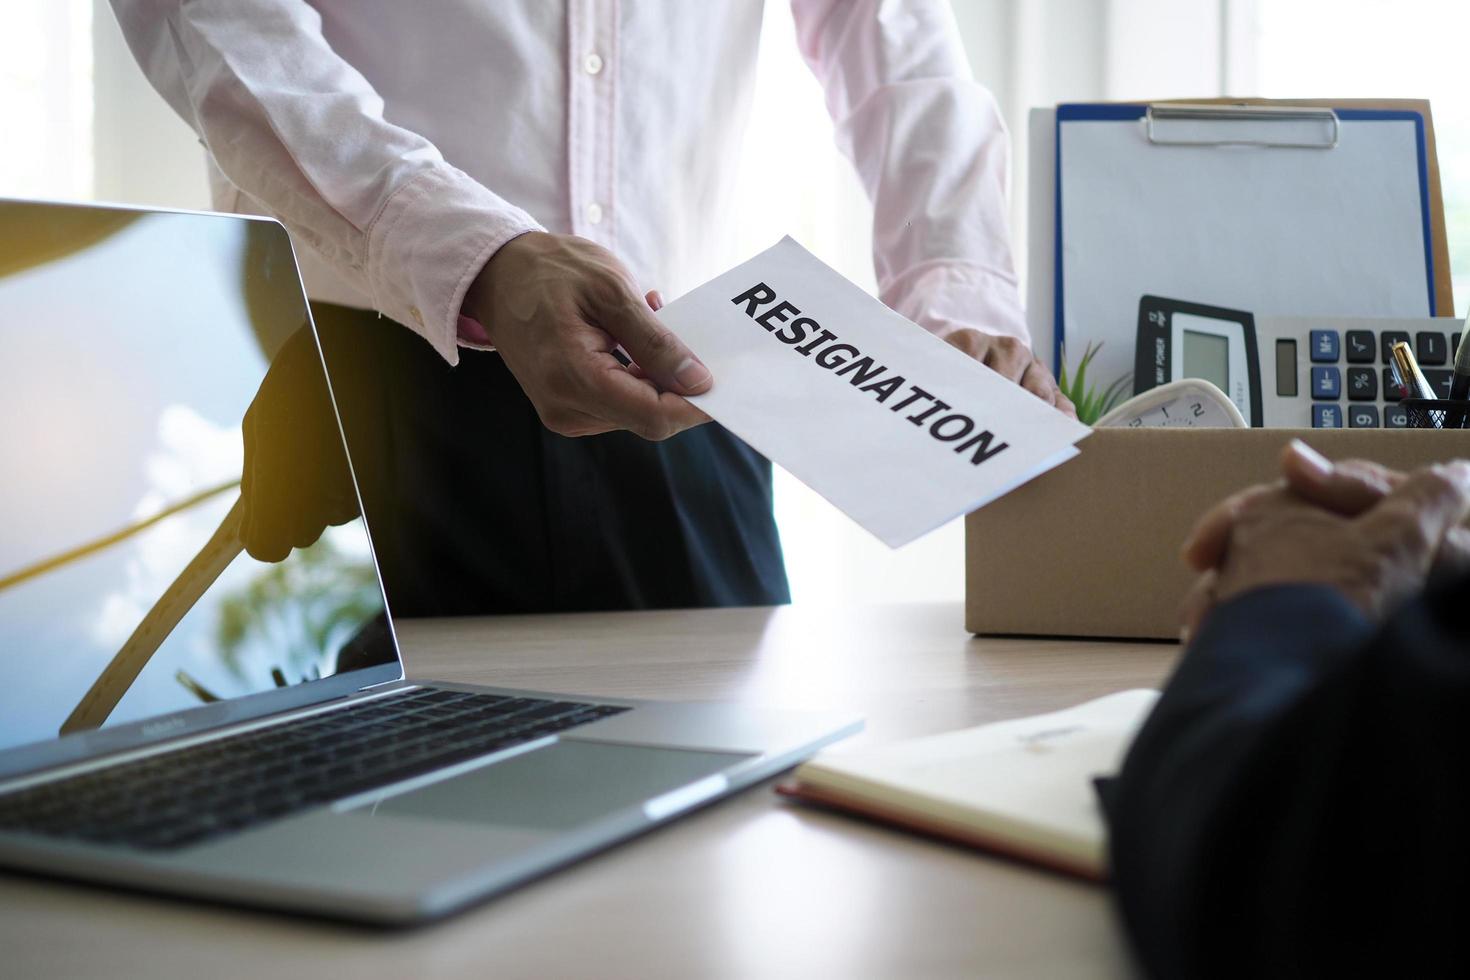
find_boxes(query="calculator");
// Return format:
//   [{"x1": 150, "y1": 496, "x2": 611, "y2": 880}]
[
  {"x1": 1134, "y1": 296, "x2": 1465, "y2": 429},
  {"x1": 1255, "y1": 314, "x2": 1464, "y2": 428}
]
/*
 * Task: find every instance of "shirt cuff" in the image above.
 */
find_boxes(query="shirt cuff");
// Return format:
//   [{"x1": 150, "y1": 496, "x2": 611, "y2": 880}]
[
  {"x1": 365, "y1": 164, "x2": 543, "y2": 365},
  {"x1": 881, "y1": 260, "x2": 1029, "y2": 346},
  {"x1": 457, "y1": 313, "x2": 494, "y2": 350}
]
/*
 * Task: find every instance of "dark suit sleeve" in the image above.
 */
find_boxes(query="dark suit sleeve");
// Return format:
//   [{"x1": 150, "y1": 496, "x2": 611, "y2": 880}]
[{"x1": 1106, "y1": 575, "x2": 1470, "y2": 979}]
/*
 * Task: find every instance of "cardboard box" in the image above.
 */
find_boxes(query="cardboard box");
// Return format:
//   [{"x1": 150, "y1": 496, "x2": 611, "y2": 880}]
[{"x1": 965, "y1": 428, "x2": 1470, "y2": 640}]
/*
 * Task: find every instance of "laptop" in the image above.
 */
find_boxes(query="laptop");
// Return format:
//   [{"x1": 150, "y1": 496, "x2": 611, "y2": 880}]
[{"x1": 0, "y1": 199, "x2": 859, "y2": 924}]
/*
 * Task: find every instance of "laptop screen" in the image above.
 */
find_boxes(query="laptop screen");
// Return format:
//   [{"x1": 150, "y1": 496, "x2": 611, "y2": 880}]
[{"x1": 0, "y1": 201, "x2": 398, "y2": 760}]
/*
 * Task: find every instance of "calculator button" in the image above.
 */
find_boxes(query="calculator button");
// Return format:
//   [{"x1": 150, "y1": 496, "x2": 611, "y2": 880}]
[
  {"x1": 1383, "y1": 367, "x2": 1406, "y2": 402},
  {"x1": 1309, "y1": 330, "x2": 1339, "y2": 363},
  {"x1": 1345, "y1": 367, "x2": 1377, "y2": 401},
  {"x1": 1380, "y1": 331, "x2": 1411, "y2": 364},
  {"x1": 1312, "y1": 404, "x2": 1343, "y2": 428},
  {"x1": 1344, "y1": 330, "x2": 1376, "y2": 363},
  {"x1": 1416, "y1": 332, "x2": 1448, "y2": 365},
  {"x1": 1310, "y1": 367, "x2": 1340, "y2": 399},
  {"x1": 1423, "y1": 368, "x2": 1453, "y2": 398},
  {"x1": 1384, "y1": 404, "x2": 1410, "y2": 429},
  {"x1": 1348, "y1": 405, "x2": 1379, "y2": 428}
]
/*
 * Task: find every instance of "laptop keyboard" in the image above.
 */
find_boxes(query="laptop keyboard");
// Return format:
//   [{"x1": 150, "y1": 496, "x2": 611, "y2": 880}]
[{"x1": 0, "y1": 688, "x2": 628, "y2": 851}]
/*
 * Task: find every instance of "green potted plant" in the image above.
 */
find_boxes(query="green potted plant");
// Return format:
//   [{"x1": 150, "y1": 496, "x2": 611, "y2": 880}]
[{"x1": 1057, "y1": 342, "x2": 1132, "y2": 425}]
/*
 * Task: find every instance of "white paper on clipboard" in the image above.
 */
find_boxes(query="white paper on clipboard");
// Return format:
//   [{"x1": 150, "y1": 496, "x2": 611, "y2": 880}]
[{"x1": 1027, "y1": 105, "x2": 1436, "y2": 391}]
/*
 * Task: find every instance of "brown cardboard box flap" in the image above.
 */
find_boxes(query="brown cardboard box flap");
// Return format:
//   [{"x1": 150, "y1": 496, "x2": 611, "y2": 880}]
[{"x1": 965, "y1": 428, "x2": 1470, "y2": 640}]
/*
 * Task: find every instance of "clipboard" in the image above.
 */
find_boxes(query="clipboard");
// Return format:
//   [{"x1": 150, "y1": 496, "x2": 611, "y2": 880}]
[{"x1": 1026, "y1": 98, "x2": 1453, "y2": 389}]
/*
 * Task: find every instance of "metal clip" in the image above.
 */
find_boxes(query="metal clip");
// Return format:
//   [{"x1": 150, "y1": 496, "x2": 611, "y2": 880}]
[{"x1": 1145, "y1": 104, "x2": 1340, "y2": 149}]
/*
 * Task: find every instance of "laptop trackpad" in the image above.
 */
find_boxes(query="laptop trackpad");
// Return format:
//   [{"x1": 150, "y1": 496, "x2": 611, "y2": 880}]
[{"x1": 360, "y1": 740, "x2": 750, "y2": 830}]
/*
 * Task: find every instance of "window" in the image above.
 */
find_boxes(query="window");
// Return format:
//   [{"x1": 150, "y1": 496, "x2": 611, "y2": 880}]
[
  {"x1": 0, "y1": 0, "x2": 92, "y2": 200},
  {"x1": 732, "y1": 2, "x2": 963, "y2": 606},
  {"x1": 1252, "y1": 0, "x2": 1470, "y2": 306}
]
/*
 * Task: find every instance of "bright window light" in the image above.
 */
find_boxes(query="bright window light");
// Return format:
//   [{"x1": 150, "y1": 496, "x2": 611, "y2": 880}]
[
  {"x1": 1253, "y1": 0, "x2": 1470, "y2": 310},
  {"x1": 0, "y1": 0, "x2": 92, "y2": 200},
  {"x1": 731, "y1": 2, "x2": 967, "y2": 606}
]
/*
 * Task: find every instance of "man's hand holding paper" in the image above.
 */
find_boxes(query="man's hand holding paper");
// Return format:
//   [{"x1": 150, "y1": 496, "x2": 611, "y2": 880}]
[
  {"x1": 656, "y1": 237, "x2": 1090, "y2": 547},
  {"x1": 942, "y1": 328, "x2": 1075, "y2": 416},
  {"x1": 463, "y1": 231, "x2": 713, "y2": 442}
]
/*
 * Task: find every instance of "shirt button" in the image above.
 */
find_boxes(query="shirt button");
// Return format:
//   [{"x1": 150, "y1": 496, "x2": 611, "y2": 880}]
[
  {"x1": 408, "y1": 305, "x2": 424, "y2": 326},
  {"x1": 583, "y1": 52, "x2": 604, "y2": 75},
  {"x1": 585, "y1": 202, "x2": 603, "y2": 224}
]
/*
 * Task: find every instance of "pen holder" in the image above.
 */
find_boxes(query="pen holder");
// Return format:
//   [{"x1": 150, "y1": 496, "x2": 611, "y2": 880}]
[{"x1": 1402, "y1": 398, "x2": 1470, "y2": 430}]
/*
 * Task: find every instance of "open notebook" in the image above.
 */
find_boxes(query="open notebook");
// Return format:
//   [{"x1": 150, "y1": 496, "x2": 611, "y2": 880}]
[{"x1": 778, "y1": 690, "x2": 1159, "y2": 881}]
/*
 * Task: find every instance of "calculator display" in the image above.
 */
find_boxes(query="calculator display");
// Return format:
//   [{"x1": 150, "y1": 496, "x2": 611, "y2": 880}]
[
  {"x1": 1275, "y1": 340, "x2": 1298, "y2": 397},
  {"x1": 1182, "y1": 330, "x2": 1230, "y2": 395}
]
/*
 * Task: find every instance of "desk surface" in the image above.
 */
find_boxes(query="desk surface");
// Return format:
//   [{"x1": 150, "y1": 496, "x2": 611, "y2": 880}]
[{"x1": 1, "y1": 603, "x2": 1178, "y2": 980}]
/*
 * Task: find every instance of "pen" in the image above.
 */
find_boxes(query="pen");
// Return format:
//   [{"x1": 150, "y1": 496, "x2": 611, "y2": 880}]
[
  {"x1": 1391, "y1": 340, "x2": 1437, "y2": 401},
  {"x1": 1451, "y1": 321, "x2": 1470, "y2": 401}
]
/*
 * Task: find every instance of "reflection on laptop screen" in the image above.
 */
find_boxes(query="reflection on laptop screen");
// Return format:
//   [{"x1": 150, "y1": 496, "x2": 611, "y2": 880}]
[{"x1": 0, "y1": 201, "x2": 395, "y2": 755}]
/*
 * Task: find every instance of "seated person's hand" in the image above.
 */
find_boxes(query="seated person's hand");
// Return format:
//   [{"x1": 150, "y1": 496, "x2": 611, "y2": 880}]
[
  {"x1": 1177, "y1": 440, "x2": 1470, "y2": 638},
  {"x1": 942, "y1": 329, "x2": 1077, "y2": 418},
  {"x1": 1186, "y1": 440, "x2": 1470, "y2": 581},
  {"x1": 463, "y1": 232, "x2": 712, "y2": 442}
]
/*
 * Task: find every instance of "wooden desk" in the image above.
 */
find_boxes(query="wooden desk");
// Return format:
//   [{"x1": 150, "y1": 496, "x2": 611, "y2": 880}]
[{"x1": 0, "y1": 603, "x2": 1178, "y2": 979}]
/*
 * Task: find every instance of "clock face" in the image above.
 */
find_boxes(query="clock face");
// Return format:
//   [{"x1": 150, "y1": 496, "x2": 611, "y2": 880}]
[
  {"x1": 1123, "y1": 395, "x2": 1235, "y2": 428},
  {"x1": 1100, "y1": 378, "x2": 1247, "y2": 429}
]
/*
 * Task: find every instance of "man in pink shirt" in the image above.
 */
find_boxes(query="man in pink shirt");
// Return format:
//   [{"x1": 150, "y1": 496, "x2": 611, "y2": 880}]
[{"x1": 113, "y1": 1, "x2": 1072, "y2": 614}]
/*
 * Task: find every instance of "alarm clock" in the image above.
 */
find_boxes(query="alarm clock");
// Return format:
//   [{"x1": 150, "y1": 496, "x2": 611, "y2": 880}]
[{"x1": 1096, "y1": 378, "x2": 1246, "y2": 429}]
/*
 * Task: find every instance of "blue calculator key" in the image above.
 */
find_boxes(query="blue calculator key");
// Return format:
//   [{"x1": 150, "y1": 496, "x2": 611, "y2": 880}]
[
  {"x1": 1384, "y1": 404, "x2": 1410, "y2": 429},
  {"x1": 1312, "y1": 404, "x2": 1343, "y2": 428},
  {"x1": 1310, "y1": 366, "x2": 1341, "y2": 399},
  {"x1": 1309, "y1": 330, "x2": 1339, "y2": 362},
  {"x1": 1348, "y1": 405, "x2": 1379, "y2": 428}
]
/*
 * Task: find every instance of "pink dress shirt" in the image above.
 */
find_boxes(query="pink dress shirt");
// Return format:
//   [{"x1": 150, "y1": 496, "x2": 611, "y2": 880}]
[{"x1": 111, "y1": 0, "x2": 1027, "y2": 366}]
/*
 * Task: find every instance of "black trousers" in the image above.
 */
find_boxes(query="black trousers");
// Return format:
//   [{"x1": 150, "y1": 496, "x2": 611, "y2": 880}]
[{"x1": 310, "y1": 303, "x2": 789, "y2": 617}]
